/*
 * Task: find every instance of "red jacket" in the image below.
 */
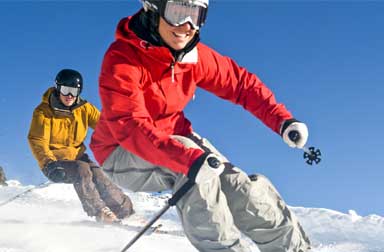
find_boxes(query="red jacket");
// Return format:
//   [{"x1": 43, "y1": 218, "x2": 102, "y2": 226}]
[{"x1": 90, "y1": 16, "x2": 292, "y2": 175}]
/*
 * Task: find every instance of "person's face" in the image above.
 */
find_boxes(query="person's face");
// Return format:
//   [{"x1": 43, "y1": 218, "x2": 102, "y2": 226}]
[
  {"x1": 59, "y1": 93, "x2": 76, "y2": 107},
  {"x1": 158, "y1": 17, "x2": 197, "y2": 51}
]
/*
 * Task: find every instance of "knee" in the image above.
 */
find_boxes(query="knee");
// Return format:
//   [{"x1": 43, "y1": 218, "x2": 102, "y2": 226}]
[
  {"x1": 248, "y1": 173, "x2": 278, "y2": 193},
  {"x1": 247, "y1": 174, "x2": 288, "y2": 226},
  {"x1": 248, "y1": 173, "x2": 281, "y2": 200},
  {"x1": 249, "y1": 173, "x2": 270, "y2": 183}
]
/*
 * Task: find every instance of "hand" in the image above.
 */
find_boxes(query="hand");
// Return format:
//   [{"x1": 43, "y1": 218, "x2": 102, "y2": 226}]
[
  {"x1": 187, "y1": 153, "x2": 225, "y2": 184},
  {"x1": 280, "y1": 119, "x2": 308, "y2": 148},
  {"x1": 44, "y1": 161, "x2": 66, "y2": 183}
]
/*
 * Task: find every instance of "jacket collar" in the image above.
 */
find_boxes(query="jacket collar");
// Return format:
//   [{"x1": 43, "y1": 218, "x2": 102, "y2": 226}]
[{"x1": 42, "y1": 87, "x2": 86, "y2": 114}]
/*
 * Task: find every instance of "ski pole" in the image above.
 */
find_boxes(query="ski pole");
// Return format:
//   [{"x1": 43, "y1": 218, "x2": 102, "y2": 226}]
[
  {"x1": 120, "y1": 180, "x2": 195, "y2": 252},
  {"x1": 0, "y1": 180, "x2": 51, "y2": 207},
  {"x1": 288, "y1": 131, "x2": 321, "y2": 165}
]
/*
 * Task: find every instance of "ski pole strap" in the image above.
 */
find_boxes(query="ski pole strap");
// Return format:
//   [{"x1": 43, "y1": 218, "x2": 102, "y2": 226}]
[{"x1": 168, "y1": 180, "x2": 195, "y2": 206}]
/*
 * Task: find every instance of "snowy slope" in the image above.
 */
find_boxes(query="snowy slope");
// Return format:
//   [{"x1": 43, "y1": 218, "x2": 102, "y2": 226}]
[{"x1": 0, "y1": 181, "x2": 383, "y2": 252}]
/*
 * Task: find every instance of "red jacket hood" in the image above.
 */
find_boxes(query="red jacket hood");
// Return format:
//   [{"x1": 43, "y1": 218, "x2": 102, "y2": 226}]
[
  {"x1": 114, "y1": 14, "x2": 171, "y2": 60},
  {"x1": 115, "y1": 16, "x2": 136, "y2": 43}
]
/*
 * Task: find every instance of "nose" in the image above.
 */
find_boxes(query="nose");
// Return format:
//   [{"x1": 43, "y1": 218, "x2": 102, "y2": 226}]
[{"x1": 178, "y1": 21, "x2": 193, "y2": 31}]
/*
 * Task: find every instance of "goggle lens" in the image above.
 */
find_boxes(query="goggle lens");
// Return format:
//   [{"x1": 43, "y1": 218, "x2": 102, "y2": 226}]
[
  {"x1": 59, "y1": 86, "x2": 80, "y2": 97},
  {"x1": 163, "y1": 1, "x2": 207, "y2": 30}
]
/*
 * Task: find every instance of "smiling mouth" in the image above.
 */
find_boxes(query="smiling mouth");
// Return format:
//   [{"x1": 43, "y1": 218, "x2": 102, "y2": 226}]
[{"x1": 172, "y1": 32, "x2": 190, "y2": 38}]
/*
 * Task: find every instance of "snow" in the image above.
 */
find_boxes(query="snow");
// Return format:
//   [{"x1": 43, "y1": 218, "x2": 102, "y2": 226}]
[{"x1": 0, "y1": 180, "x2": 383, "y2": 252}]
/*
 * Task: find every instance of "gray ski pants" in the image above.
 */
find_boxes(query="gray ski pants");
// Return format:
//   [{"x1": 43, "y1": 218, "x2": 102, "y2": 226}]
[{"x1": 102, "y1": 133, "x2": 311, "y2": 252}]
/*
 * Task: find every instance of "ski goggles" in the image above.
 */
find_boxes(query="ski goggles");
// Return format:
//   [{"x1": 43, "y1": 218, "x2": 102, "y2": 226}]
[
  {"x1": 162, "y1": 1, "x2": 208, "y2": 30},
  {"x1": 58, "y1": 85, "x2": 80, "y2": 97}
]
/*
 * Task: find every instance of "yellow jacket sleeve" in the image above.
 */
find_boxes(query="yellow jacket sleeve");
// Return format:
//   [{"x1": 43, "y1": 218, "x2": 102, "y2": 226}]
[
  {"x1": 28, "y1": 109, "x2": 57, "y2": 169},
  {"x1": 87, "y1": 103, "x2": 100, "y2": 129}
]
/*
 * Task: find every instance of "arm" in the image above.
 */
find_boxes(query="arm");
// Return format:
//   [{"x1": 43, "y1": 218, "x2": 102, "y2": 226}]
[
  {"x1": 27, "y1": 109, "x2": 56, "y2": 169},
  {"x1": 196, "y1": 44, "x2": 293, "y2": 134},
  {"x1": 87, "y1": 103, "x2": 100, "y2": 129}
]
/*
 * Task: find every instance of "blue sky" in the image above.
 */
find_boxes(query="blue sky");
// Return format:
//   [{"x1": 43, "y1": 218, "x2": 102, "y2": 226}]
[{"x1": 0, "y1": 1, "x2": 383, "y2": 217}]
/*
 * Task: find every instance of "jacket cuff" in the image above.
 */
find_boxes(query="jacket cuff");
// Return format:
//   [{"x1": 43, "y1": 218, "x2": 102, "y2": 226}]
[
  {"x1": 43, "y1": 159, "x2": 56, "y2": 169},
  {"x1": 279, "y1": 118, "x2": 300, "y2": 136}
]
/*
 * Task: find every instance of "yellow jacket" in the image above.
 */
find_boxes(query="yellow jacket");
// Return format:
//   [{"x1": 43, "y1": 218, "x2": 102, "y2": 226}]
[{"x1": 28, "y1": 87, "x2": 100, "y2": 169}]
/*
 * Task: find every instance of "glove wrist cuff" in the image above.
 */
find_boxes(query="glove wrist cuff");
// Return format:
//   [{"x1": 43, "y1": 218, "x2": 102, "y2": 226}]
[{"x1": 280, "y1": 118, "x2": 300, "y2": 136}]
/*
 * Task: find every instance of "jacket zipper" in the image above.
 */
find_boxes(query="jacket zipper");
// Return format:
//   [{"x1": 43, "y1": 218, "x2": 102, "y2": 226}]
[{"x1": 170, "y1": 62, "x2": 175, "y2": 83}]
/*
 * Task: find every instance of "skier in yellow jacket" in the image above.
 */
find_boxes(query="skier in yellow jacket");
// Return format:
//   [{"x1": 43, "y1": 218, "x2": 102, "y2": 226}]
[{"x1": 28, "y1": 69, "x2": 134, "y2": 224}]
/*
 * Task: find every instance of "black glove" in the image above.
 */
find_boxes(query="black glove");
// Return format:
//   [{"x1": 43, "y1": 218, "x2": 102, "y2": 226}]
[
  {"x1": 43, "y1": 161, "x2": 66, "y2": 183},
  {"x1": 187, "y1": 152, "x2": 225, "y2": 184}
]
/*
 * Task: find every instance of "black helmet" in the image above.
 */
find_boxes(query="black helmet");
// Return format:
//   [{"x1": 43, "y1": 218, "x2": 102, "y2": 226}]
[{"x1": 55, "y1": 69, "x2": 83, "y2": 95}]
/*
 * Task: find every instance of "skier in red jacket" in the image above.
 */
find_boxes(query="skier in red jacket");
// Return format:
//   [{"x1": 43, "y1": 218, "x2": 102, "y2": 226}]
[{"x1": 90, "y1": 0, "x2": 311, "y2": 251}]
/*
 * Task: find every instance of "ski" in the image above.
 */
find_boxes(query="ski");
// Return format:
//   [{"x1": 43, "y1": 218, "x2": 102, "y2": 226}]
[
  {"x1": 115, "y1": 222, "x2": 185, "y2": 237},
  {"x1": 61, "y1": 219, "x2": 185, "y2": 237}
]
